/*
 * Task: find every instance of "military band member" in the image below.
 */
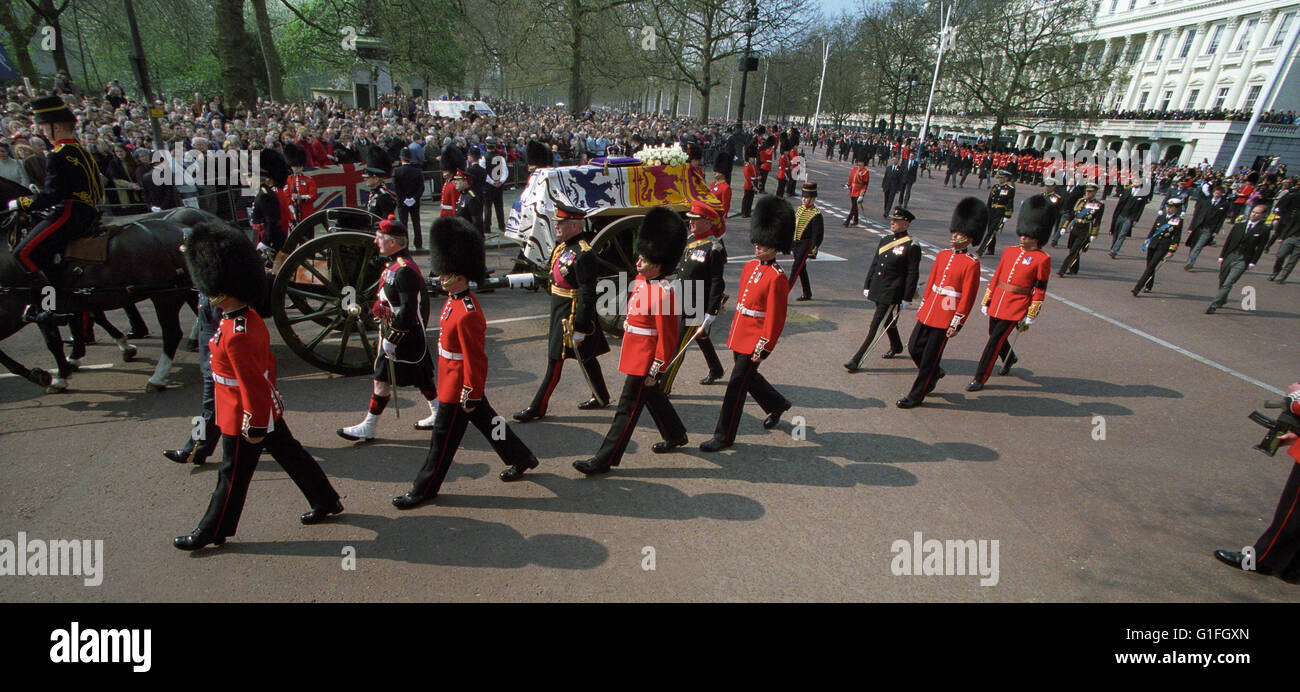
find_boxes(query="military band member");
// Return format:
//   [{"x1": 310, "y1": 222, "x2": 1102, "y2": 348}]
[
  {"x1": 574, "y1": 208, "x2": 690, "y2": 474},
  {"x1": 897, "y1": 198, "x2": 987, "y2": 408},
  {"x1": 700, "y1": 195, "x2": 794, "y2": 452},
  {"x1": 364, "y1": 148, "x2": 397, "y2": 221},
  {"x1": 844, "y1": 207, "x2": 922, "y2": 371},
  {"x1": 337, "y1": 216, "x2": 438, "y2": 442},
  {"x1": 174, "y1": 222, "x2": 342, "y2": 551},
  {"x1": 978, "y1": 170, "x2": 1015, "y2": 256},
  {"x1": 966, "y1": 195, "x2": 1053, "y2": 392},
  {"x1": 394, "y1": 217, "x2": 540, "y2": 509},
  {"x1": 1058, "y1": 184, "x2": 1105, "y2": 277},
  {"x1": 513, "y1": 204, "x2": 612, "y2": 422},
  {"x1": 663, "y1": 200, "x2": 727, "y2": 390},
  {"x1": 789, "y1": 182, "x2": 823, "y2": 301},
  {"x1": 1131, "y1": 197, "x2": 1185, "y2": 296}
]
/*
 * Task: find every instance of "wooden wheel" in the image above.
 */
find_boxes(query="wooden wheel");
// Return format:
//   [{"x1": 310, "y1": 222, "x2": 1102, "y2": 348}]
[
  {"x1": 587, "y1": 214, "x2": 644, "y2": 336},
  {"x1": 283, "y1": 206, "x2": 381, "y2": 255}
]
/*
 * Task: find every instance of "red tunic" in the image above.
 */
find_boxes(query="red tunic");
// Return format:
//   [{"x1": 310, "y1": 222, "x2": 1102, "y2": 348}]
[
  {"x1": 848, "y1": 166, "x2": 870, "y2": 197},
  {"x1": 710, "y1": 180, "x2": 732, "y2": 217},
  {"x1": 618, "y1": 276, "x2": 679, "y2": 377},
  {"x1": 284, "y1": 173, "x2": 318, "y2": 222},
  {"x1": 759, "y1": 149, "x2": 773, "y2": 172},
  {"x1": 439, "y1": 180, "x2": 459, "y2": 217},
  {"x1": 743, "y1": 162, "x2": 758, "y2": 191},
  {"x1": 985, "y1": 246, "x2": 1050, "y2": 321},
  {"x1": 727, "y1": 259, "x2": 788, "y2": 355},
  {"x1": 1289, "y1": 391, "x2": 1300, "y2": 464},
  {"x1": 916, "y1": 248, "x2": 981, "y2": 330},
  {"x1": 208, "y1": 307, "x2": 284, "y2": 438},
  {"x1": 436, "y1": 291, "x2": 488, "y2": 404},
  {"x1": 777, "y1": 152, "x2": 791, "y2": 180}
]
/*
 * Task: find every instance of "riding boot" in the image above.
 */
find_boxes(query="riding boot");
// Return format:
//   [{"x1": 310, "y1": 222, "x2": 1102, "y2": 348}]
[{"x1": 21, "y1": 269, "x2": 55, "y2": 324}]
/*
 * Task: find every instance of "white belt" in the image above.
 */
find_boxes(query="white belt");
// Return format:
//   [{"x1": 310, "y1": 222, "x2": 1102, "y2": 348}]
[
  {"x1": 623, "y1": 322, "x2": 657, "y2": 336},
  {"x1": 738, "y1": 307, "x2": 766, "y2": 318},
  {"x1": 936, "y1": 287, "x2": 960, "y2": 298},
  {"x1": 213, "y1": 373, "x2": 238, "y2": 387},
  {"x1": 438, "y1": 347, "x2": 464, "y2": 360}
]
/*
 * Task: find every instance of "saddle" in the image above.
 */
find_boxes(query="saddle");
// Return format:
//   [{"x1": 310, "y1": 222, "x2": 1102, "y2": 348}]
[{"x1": 63, "y1": 222, "x2": 121, "y2": 264}]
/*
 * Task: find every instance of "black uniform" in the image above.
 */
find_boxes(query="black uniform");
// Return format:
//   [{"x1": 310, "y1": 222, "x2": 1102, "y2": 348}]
[
  {"x1": 484, "y1": 149, "x2": 508, "y2": 232},
  {"x1": 663, "y1": 235, "x2": 727, "y2": 392},
  {"x1": 366, "y1": 183, "x2": 397, "y2": 221},
  {"x1": 789, "y1": 203, "x2": 824, "y2": 300},
  {"x1": 1132, "y1": 209, "x2": 1184, "y2": 293},
  {"x1": 525, "y1": 237, "x2": 611, "y2": 414},
  {"x1": 374, "y1": 248, "x2": 435, "y2": 387},
  {"x1": 392, "y1": 162, "x2": 425, "y2": 249},
  {"x1": 250, "y1": 182, "x2": 286, "y2": 253},
  {"x1": 455, "y1": 188, "x2": 483, "y2": 228},
  {"x1": 467, "y1": 160, "x2": 488, "y2": 231},
  {"x1": 847, "y1": 231, "x2": 922, "y2": 366},
  {"x1": 14, "y1": 138, "x2": 104, "y2": 274},
  {"x1": 1060, "y1": 196, "x2": 1106, "y2": 276},
  {"x1": 980, "y1": 181, "x2": 1015, "y2": 255}
]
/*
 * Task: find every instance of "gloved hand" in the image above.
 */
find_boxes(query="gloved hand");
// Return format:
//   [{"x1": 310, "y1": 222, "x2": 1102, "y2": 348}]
[
  {"x1": 980, "y1": 304, "x2": 988, "y2": 316},
  {"x1": 698, "y1": 313, "x2": 716, "y2": 337},
  {"x1": 1248, "y1": 263, "x2": 1255, "y2": 270},
  {"x1": 1017, "y1": 320, "x2": 1030, "y2": 333},
  {"x1": 863, "y1": 289, "x2": 870, "y2": 299},
  {"x1": 1024, "y1": 316, "x2": 1036, "y2": 327},
  {"x1": 150, "y1": 206, "x2": 162, "y2": 212},
  {"x1": 371, "y1": 301, "x2": 393, "y2": 320},
  {"x1": 404, "y1": 198, "x2": 415, "y2": 207},
  {"x1": 6, "y1": 199, "x2": 17, "y2": 211},
  {"x1": 572, "y1": 331, "x2": 586, "y2": 346},
  {"x1": 381, "y1": 339, "x2": 396, "y2": 358}
]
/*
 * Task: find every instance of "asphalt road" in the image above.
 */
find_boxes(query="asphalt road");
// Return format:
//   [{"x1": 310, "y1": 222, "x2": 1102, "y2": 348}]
[{"x1": 1, "y1": 154, "x2": 1296, "y2": 602}]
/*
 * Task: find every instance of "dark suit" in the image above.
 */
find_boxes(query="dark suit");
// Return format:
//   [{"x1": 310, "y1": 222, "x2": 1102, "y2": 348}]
[
  {"x1": 1185, "y1": 189, "x2": 1232, "y2": 267},
  {"x1": 882, "y1": 165, "x2": 905, "y2": 216},
  {"x1": 848, "y1": 233, "x2": 922, "y2": 366},
  {"x1": 900, "y1": 160, "x2": 919, "y2": 208},
  {"x1": 393, "y1": 162, "x2": 425, "y2": 248},
  {"x1": 1210, "y1": 220, "x2": 1270, "y2": 309}
]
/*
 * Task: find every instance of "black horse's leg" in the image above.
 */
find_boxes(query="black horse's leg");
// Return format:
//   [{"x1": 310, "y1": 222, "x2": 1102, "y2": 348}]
[
  {"x1": 92, "y1": 310, "x2": 137, "y2": 362},
  {"x1": 66, "y1": 313, "x2": 87, "y2": 362},
  {"x1": 123, "y1": 303, "x2": 149, "y2": 337},
  {"x1": 145, "y1": 295, "x2": 183, "y2": 391},
  {"x1": 0, "y1": 346, "x2": 51, "y2": 387},
  {"x1": 36, "y1": 319, "x2": 70, "y2": 391}
]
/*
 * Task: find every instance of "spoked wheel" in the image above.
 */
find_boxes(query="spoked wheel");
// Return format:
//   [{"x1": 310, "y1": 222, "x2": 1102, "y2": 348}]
[
  {"x1": 587, "y1": 214, "x2": 644, "y2": 336},
  {"x1": 271, "y1": 231, "x2": 428, "y2": 376},
  {"x1": 283, "y1": 207, "x2": 381, "y2": 255}
]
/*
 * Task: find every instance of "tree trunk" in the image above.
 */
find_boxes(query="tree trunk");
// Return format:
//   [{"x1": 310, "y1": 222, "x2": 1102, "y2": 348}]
[
  {"x1": 567, "y1": 0, "x2": 584, "y2": 114},
  {"x1": 0, "y1": 0, "x2": 39, "y2": 82},
  {"x1": 214, "y1": 0, "x2": 256, "y2": 109},
  {"x1": 249, "y1": 0, "x2": 282, "y2": 101}
]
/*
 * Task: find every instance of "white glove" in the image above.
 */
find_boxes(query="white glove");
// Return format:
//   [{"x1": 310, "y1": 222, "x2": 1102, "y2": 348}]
[
  {"x1": 6, "y1": 200, "x2": 17, "y2": 211},
  {"x1": 404, "y1": 198, "x2": 415, "y2": 207},
  {"x1": 701, "y1": 313, "x2": 716, "y2": 331},
  {"x1": 1024, "y1": 316, "x2": 1036, "y2": 327},
  {"x1": 572, "y1": 331, "x2": 586, "y2": 346},
  {"x1": 1248, "y1": 263, "x2": 1255, "y2": 270},
  {"x1": 863, "y1": 289, "x2": 870, "y2": 299},
  {"x1": 381, "y1": 339, "x2": 396, "y2": 358},
  {"x1": 980, "y1": 304, "x2": 988, "y2": 316},
  {"x1": 256, "y1": 241, "x2": 271, "y2": 254},
  {"x1": 150, "y1": 206, "x2": 162, "y2": 212}
]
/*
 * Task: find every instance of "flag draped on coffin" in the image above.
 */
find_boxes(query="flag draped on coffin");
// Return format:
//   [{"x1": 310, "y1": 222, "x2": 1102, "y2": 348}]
[
  {"x1": 303, "y1": 163, "x2": 367, "y2": 209},
  {"x1": 506, "y1": 162, "x2": 719, "y2": 268}
]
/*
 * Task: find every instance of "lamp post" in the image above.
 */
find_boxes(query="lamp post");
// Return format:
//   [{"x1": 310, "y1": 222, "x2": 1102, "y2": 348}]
[{"x1": 902, "y1": 72, "x2": 919, "y2": 134}]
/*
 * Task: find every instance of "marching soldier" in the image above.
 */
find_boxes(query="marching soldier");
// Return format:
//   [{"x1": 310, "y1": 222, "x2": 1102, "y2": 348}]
[
  {"x1": 663, "y1": 200, "x2": 727, "y2": 390},
  {"x1": 966, "y1": 195, "x2": 1053, "y2": 392},
  {"x1": 337, "y1": 215, "x2": 439, "y2": 442},
  {"x1": 513, "y1": 204, "x2": 612, "y2": 422},
  {"x1": 393, "y1": 148, "x2": 425, "y2": 251},
  {"x1": 845, "y1": 154, "x2": 870, "y2": 226},
  {"x1": 789, "y1": 182, "x2": 823, "y2": 301},
  {"x1": 1108, "y1": 181, "x2": 1151, "y2": 258},
  {"x1": 364, "y1": 148, "x2": 397, "y2": 221},
  {"x1": 1058, "y1": 183, "x2": 1105, "y2": 277},
  {"x1": 573, "y1": 208, "x2": 689, "y2": 474},
  {"x1": 896, "y1": 198, "x2": 987, "y2": 408},
  {"x1": 699, "y1": 195, "x2": 794, "y2": 452},
  {"x1": 1131, "y1": 198, "x2": 1185, "y2": 296},
  {"x1": 438, "y1": 145, "x2": 465, "y2": 218},
  {"x1": 740, "y1": 146, "x2": 759, "y2": 218},
  {"x1": 281, "y1": 142, "x2": 317, "y2": 230},
  {"x1": 250, "y1": 147, "x2": 291, "y2": 272},
  {"x1": 978, "y1": 169, "x2": 1015, "y2": 256},
  {"x1": 393, "y1": 217, "x2": 540, "y2": 509},
  {"x1": 174, "y1": 222, "x2": 342, "y2": 551},
  {"x1": 844, "y1": 207, "x2": 922, "y2": 371}
]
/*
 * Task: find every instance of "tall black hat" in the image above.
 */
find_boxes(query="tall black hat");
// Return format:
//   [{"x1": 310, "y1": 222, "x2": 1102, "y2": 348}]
[
  {"x1": 634, "y1": 206, "x2": 688, "y2": 270},
  {"x1": 1016, "y1": 194, "x2": 1054, "y2": 246},
  {"x1": 283, "y1": 141, "x2": 307, "y2": 168},
  {"x1": 779, "y1": 131, "x2": 791, "y2": 152},
  {"x1": 745, "y1": 144, "x2": 758, "y2": 160},
  {"x1": 440, "y1": 144, "x2": 466, "y2": 175},
  {"x1": 765, "y1": 135, "x2": 777, "y2": 148},
  {"x1": 526, "y1": 140, "x2": 552, "y2": 168},
  {"x1": 365, "y1": 147, "x2": 391, "y2": 177},
  {"x1": 788, "y1": 129, "x2": 801, "y2": 148},
  {"x1": 430, "y1": 216, "x2": 487, "y2": 284},
  {"x1": 749, "y1": 195, "x2": 795, "y2": 253},
  {"x1": 184, "y1": 220, "x2": 266, "y2": 304},
  {"x1": 30, "y1": 95, "x2": 75, "y2": 124},
  {"x1": 951, "y1": 197, "x2": 988, "y2": 246},
  {"x1": 258, "y1": 147, "x2": 290, "y2": 187},
  {"x1": 713, "y1": 151, "x2": 733, "y2": 176}
]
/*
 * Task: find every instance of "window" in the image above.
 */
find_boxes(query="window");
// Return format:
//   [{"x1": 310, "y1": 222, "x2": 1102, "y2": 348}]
[
  {"x1": 1159, "y1": 89, "x2": 1173, "y2": 110},
  {"x1": 1178, "y1": 29, "x2": 1197, "y2": 58},
  {"x1": 1236, "y1": 18, "x2": 1258, "y2": 51},
  {"x1": 1206, "y1": 24, "x2": 1224, "y2": 54},
  {"x1": 1138, "y1": 91, "x2": 1150, "y2": 110},
  {"x1": 1273, "y1": 13, "x2": 1294, "y2": 47},
  {"x1": 1213, "y1": 86, "x2": 1230, "y2": 109},
  {"x1": 1129, "y1": 0, "x2": 1137, "y2": 8},
  {"x1": 1184, "y1": 89, "x2": 1200, "y2": 110},
  {"x1": 1109, "y1": 0, "x2": 1118, "y2": 12},
  {"x1": 1155, "y1": 33, "x2": 1169, "y2": 59},
  {"x1": 1243, "y1": 84, "x2": 1263, "y2": 110}
]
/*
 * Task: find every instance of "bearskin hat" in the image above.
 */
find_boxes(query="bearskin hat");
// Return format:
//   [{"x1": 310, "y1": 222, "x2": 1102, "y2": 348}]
[
  {"x1": 951, "y1": 197, "x2": 988, "y2": 246},
  {"x1": 440, "y1": 144, "x2": 466, "y2": 176},
  {"x1": 1246, "y1": 171, "x2": 1259, "y2": 184},
  {"x1": 745, "y1": 144, "x2": 759, "y2": 160},
  {"x1": 633, "y1": 206, "x2": 689, "y2": 270},
  {"x1": 283, "y1": 142, "x2": 307, "y2": 168},
  {"x1": 258, "y1": 147, "x2": 290, "y2": 187},
  {"x1": 788, "y1": 129, "x2": 801, "y2": 148},
  {"x1": 365, "y1": 147, "x2": 391, "y2": 177},
  {"x1": 755, "y1": 125, "x2": 767, "y2": 136},
  {"x1": 377, "y1": 214, "x2": 408, "y2": 243},
  {"x1": 779, "y1": 131, "x2": 791, "y2": 152},
  {"x1": 749, "y1": 195, "x2": 795, "y2": 253},
  {"x1": 765, "y1": 135, "x2": 777, "y2": 148},
  {"x1": 526, "y1": 140, "x2": 552, "y2": 168},
  {"x1": 430, "y1": 216, "x2": 487, "y2": 285},
  {"x1": 1015, "y1": 194, "x2": 1055, "y2": 246},
  {"x1": 713, "y1": 151, "x2": 733, "y2": 176},
  {"x1": 184, "y1": 220, "x2": 266, "y2": 304}
]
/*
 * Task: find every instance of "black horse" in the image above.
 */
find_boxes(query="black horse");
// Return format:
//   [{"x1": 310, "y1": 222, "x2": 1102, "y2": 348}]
[{"x1": 0, "y1": 176, "x2": 212, "y2": 392}]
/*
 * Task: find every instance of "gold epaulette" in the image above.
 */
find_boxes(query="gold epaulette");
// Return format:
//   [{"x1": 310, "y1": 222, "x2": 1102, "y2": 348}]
[{"x1": 551, "y1": 285, "x2": 577, "y2": 298}]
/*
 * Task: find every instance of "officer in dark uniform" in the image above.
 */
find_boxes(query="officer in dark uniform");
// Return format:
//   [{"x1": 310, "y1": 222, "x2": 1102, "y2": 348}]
[
  {"x1": 1059, "y1": 183, "x2": 1105, "y2": 276},
  {"x1": 452, "y1": 169, "x2": 482, "y2": 228},
  {"x1": 789, "y1": 181, "x2": 824, "y2": 301},
  {"x1": 844, "y1": 207, "x2": 922, "y2": 371},
  {"x1": 250, "y1": 147, "x2": 290, "y2": 272},
  {"x1": 364, "y1": 148, "x2": 397, "y2": 221},
  {"x1": 1131, "y1": 197, "x2": 1185, "y2": 295},
  {"x1": 513, "y1": 204, "x2": 611, "y2": 421},
  {"x1": 12, "y1": 95, "x2": 104, "y2": 322},
  {"x1": 174, "y1": 222, "x2": 342, "y2": 551},
  {"x1": 978, "y1": 169, "x2": 1015, "y2": 256},
  {"x1": 662, "y1": 200, "x2": 727, "y2": 391},
  {"x1": 466, "y1": 146, "x2": 488, "y2": 232},
  {"x1": 393, "y1": 148, "x2": 425, "y2": 251}
]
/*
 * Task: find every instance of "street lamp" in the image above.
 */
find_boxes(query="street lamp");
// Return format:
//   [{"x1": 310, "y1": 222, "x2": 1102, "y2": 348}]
[{"x1": 902, "y1": 72, "x2": 919, "y2": 133}]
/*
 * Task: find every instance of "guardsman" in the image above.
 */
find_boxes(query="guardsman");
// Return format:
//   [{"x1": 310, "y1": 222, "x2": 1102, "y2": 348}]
[
  {"x1": 1058, "y1": 183, "x2": 1105, "y2": 277},
  {"x1": 775, "y1": 142, "x2": 793, "y2": 197},
  {"x1": 364, "y1": 148, "x2": 397, "y2": 220},
  {"x1": 438, "y1": 145, "x2": 465, "y2": 218},
  {"x1": 10, "y1": 94, "x2": 104, "y2": 320},
  {"x1": 1131, "y1": 197, "x2": 1185, "y2": 296},
  {"x1": 699, "y1": 195, "x2": 794, "y2": 452},
  {"x1": 282, "y1": 142, "x2": 317, "y2": 230},
  {"x1": 740, "y1": 145, "x2": 759, "y2": 218},
  {"x1": 250, "y1": 147, "x2": 291, "y2": 273},
  {"x1": 757, "y1": 136, "x2": 775, "y2": 192},
  {"x1": 845, "y1": 154, "x2": 870, "y2": 226},
  {"x1": 573, "y1": 208, "x2": 689, "y2": 474},
  {"x1": 393, "y1": 217, "x2": 540, "y2": 509},
  {"x1": 526, "y1": 139, "x2": 552, "y2": 173},
  {"x1": 174, "y1": 221, "x2": 342, "y2": 551},
  {"x1": 710, "y1": 160, "x2": 732, "y2": 223},
  {"x1": 513, "y1": 204, "x2": 612, "y2": 421},
  {"x1": 337, "y1": 215, "x2": 439, "y2": 442},
  {"x1": 844, "y1": 207, "x2": 922, "y2": 371},
  {"x1": 393, "y1": 148, "x2": 424, "y2": 251},
  {"x1": 789, "y1": 182, "x2": 824, "y2": 302},
  {"x1": 663, "y1": 200, "x2": 728, "y2": 390},
  {"x1": 978, "y1": 169, "x2": 1015, "y2": 256},
  {"x1": 896, "y1": 198, "x2": 987, "y2": 408},
  {"x1": 966, "y1": 195, "x2": 1053, "y2": 392}
]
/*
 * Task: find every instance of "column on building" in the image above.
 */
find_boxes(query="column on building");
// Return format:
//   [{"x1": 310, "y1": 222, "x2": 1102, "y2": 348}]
[
  {"x1": 1171, "y1": 22, "x2": 1213, "y2": 109},
  {"x1": 1228, "y1": 9, "x2": 1280, "y2": 108},
  {"x1": 1197, "y1": 17, "x2": 1243, "y2": 110},
  {"x1": 1124, "y1": 31, "x2": 1158, "y2": 111}
]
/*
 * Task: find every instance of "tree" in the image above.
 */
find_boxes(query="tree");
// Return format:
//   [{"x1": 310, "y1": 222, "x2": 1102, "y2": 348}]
[
  {"x1": 250, "y1": 0, "x2": 282, "y2": 101},
  {"x1": 214, "y1": 0, "x2": 256, "y2": 107},
  {"x1": 0, "y1": 0, "x2": 40, "y2": 81},
  {"x1": 22, "y1": 0, "x2": 70, "y2": 75}
]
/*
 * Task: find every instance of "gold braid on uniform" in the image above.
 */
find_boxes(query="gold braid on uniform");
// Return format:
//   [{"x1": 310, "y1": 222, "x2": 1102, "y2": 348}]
[
  {"x1": 1027, "y1": 301, "x2": 1042, "y2": 319},
  {"x1": 793, "y1": 205, "x2": 819, "y2": 244}
]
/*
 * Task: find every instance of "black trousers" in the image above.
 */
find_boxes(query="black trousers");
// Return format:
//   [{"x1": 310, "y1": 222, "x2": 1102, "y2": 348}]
[
  {"x1": 712, "y1": 351, "x2": 790, "y2": 444},
  {"x1": 775, "y1": 176, "x2": 789, "y2": 197},
  {"x1": 900, "y1": 182, "x2": 914, "y2": 208},
  {"x1": 1060, "y1": 226, "x2": 1090, "y2": 275},
  {"x1": 980, "y1": 215, "x2": 1007, "y2": 254},
  {"x1": 905, "y1": 323, "x2": 949, "y2": 402},
  {"x1": 592, "y1": 374, "x2": 686, "y2": 467},
  {"x1": 398, "y1": 201, "x2": 422, "y2": 249},
  {"x1": 662, "y1": 316, "x2": 724, "y2": 394},
  {"x1": 847, "y1": 195, "x2": 861, "y2": 224},
  {"x1": 740, "y1": 189, "x2": 754, "y2": 217},
  {"x1": 1133, "y1": 242, "x2": 1172, "y2": 292},
  {"x1": 973, "y1": 317, "x2": 1018, "y2": 385},
  {"x1": 849, "y1": 300, "x2": 902, "y2": 366},
  {"x1": 790, "y1": 251, "x2": 812, "y2": 298},
  {"x1": 758, "y1": 169, "x2": 769, "y2": 192},
  {"x1": 483, "y1": 186, "x2": 506, "y2": 232},
  {"x1": 1254, "y1": 459, "x2": 1300, "y2": 580},
  {"x1": 196, "y1": 423, "x2": 339, "y2": 539},
  {"x1": 882, "y1": 189, "x2": 898, "y2": 216},
  {"x1": 410, "y1": 397, "x2": 535, "y2": 498},
  {"x1": 528, "y1": 356, "x2": 611, "y2": 414}
]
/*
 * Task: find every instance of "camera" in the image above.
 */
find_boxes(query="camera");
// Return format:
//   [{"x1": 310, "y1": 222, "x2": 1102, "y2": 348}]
[{"x1": 1248, "y1": 397, "x2": 1300, "y2": 456}]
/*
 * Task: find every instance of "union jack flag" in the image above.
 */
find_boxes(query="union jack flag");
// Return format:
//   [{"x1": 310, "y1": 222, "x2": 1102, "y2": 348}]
[{"x1": 304, "y1": 163, "x2": 368, "y2": 210}]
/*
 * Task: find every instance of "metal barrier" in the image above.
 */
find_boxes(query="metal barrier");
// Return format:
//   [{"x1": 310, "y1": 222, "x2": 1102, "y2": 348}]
[{"x1": 98, "y1": 185, "x2": 247, "y2": 224}]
